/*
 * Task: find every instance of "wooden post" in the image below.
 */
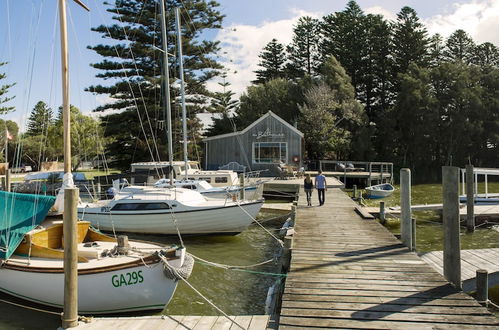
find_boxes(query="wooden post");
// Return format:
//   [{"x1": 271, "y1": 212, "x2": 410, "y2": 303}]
[
  {"x1": 466, "y1": 164, "x2": 475, "y2": 232},
  {"x1": 239, "y1": 173, "x2": 245, "y2": 200},
  {"x1": 442, "y1": 166, "x2": 461, "y2": 290},
  {"x1": 1, "y1": 176, "x2": 4, "y2": 191},
  {"x1": 353, "y1": 185, "x2": 357, "y2": 200},
  {"x1": 379, "y1": 201, "x2": 386, "y2": 224},
  {"x1": 367, "y1": 163, "x2": 372, "y2": 187},
  {"x1": 476, "y1": 269, "x2": 488, "y2": 305},
  {"x1": 400, "y1": 168, "x2": 412, "y2": 250},
  {"x1": 411, "y1": 217, "x2": 416, "y2": 251},
  {"x1": 62, "y1": 187, "x2": 79, "y2": 328},
  {"x1": 96, "y1": 182, "x2": 101, "y2": 198},
  {"x1": 5, "y1": 169, "x2": 10, "y2": 192}
]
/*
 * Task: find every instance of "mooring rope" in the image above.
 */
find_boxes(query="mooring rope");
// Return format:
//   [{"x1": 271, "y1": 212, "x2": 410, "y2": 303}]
[
  {"x1": 190, "y1": 253, "x2": 275, "y2": 270},
  {"x1": 237, "y1": 202, "x2": 284, "y2": 248},
  {"x1": 157, "y1": 253, "x2": 246, "y2": 330}
]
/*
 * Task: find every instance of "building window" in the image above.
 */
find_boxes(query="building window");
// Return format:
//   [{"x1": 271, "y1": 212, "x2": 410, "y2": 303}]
[{"x1": 253, "y1": 142, "x2": 287, "y2": 164}]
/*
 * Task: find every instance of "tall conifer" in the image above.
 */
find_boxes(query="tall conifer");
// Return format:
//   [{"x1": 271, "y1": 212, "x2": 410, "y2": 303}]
[
  {"x1": 88, "y1": 0, "x2": 224, "y2": 167},
  {"x1": 253, "y1": 39, "x2": 286, "y2": 84}
]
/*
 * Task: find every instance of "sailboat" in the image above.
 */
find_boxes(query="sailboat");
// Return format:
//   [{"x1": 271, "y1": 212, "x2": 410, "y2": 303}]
[
  {"x1": 0, "y1": 191, "x2": 188, "y2": 313},
  {"x1": 77, "y1": 6, "x2": 264, "y2": 235},
  {"x1": 0, "y1": 0, "x2": 190, "y2": 315}
]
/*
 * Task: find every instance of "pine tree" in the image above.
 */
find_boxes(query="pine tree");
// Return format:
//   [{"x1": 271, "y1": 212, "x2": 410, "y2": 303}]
[
  {"x1": 363, "y1": 14, "x2": 393, "y2": 119},
  {"x1": 321, "y1": 1, "x2": 367, "y2": 92},
  {"x1": 286, "y1": 16, "x2": 320, "y2": 78},
  {"x1": 210, "y1": 74, "x2": 238, "y2": 115},
  {"x1": 444, "y1": 29, "x2": 475, "y2": 63},
  {"x1": 0, "y1": 62, "x2": 15, "y2": 115},
  {"x1": 253, "y1": 39, "x2": 286, "y2": 84},
  {"x1": 391, "y1": 7, "x2": 429, "y2": 74},
  {"x1": 428, "y1": 34, "x2": 446, "y2": 67},
  {"x1": 26, "y1": 101, "x2": 53, "y2": 137},
  {"x1": 87, "y1": 0, "x2": 224, "y2": 168},
  {"x1": 472, "y1": 42, "x2": 499, "y2": 67}
]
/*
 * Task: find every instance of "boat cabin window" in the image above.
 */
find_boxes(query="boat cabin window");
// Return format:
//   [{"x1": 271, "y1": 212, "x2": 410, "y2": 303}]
[
  {"x1": 181, "y1": 185, "x2": 196, "y2": 190},
  {"x1": 111, "y1": 202, "x2": 170, "y2": 210},
  {"x1": 190, "y1": 163, "x2": 200, "y2": 170},
  {"x1": 198, "y1": 177, "x2": 211, "y2": 183},
  {"x1": 215, "y1": 177, "x2": 228, "y2": 183}
]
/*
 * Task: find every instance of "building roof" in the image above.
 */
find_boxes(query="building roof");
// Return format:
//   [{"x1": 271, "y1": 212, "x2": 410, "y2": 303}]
[{"x1": 202, "y1": 111, "x2": 304, "y2": 142}]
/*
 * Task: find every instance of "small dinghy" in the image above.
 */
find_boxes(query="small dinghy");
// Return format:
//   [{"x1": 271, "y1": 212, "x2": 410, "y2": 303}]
[{"x1": 365, "y1": 183, "x2": 395, "y2": 199}]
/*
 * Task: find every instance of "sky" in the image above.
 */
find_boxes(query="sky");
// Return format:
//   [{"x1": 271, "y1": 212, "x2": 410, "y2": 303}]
[{"x1": 1, "y1": 0, "x2": 498, "y2": 131}]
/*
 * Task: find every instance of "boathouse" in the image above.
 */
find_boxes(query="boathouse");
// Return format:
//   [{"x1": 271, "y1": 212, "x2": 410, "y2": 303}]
[{"x1": 203, "y1": 111, "x2": 304, "y2": 174}]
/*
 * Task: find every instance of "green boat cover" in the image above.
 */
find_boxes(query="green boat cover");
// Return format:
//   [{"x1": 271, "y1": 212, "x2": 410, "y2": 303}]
[{"x1": 0, "y1": 191, "x2": 56, "y2": 260}]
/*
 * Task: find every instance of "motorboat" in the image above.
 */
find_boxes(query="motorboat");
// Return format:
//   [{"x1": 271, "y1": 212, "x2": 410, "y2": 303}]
[
  {"x1": 78, "y1": 187, "x2": 264, "y2": 235},
  {"x1": 365, "y1": 183, "x2": 395, "y2": 199}
]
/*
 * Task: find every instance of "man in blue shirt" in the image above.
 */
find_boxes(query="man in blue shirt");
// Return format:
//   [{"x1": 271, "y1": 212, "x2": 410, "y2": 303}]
[{"x1": 315, "y1": 170, "x2": 327, "y2": 206}]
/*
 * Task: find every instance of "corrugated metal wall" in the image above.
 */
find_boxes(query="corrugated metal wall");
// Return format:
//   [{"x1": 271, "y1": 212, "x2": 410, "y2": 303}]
[{"x1": 204, "y1": 114, "x2": 302, "y2": 174}]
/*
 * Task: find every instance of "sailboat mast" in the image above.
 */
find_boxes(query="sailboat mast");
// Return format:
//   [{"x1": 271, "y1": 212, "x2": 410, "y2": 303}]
[
  {"x1": 159, "y1": 0, "x2": 174, "y2": 185},
  {"x1": 58, "y1": 0, "x2": 89, "y2": 327},
  {"x1": 175, "y1": 7, "x2": 188, "y2": 180},
  {"x1": 60, "y1": 0, "x2": 71, "y2": 175}
]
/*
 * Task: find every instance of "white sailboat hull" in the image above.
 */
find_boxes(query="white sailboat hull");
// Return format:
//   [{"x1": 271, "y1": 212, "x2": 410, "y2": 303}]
[
  {"x1": 0, "y1": 260, "x2": 177, "y2": 314},
  {"x1": 78, "y1": 201, "x2": 263, "y2": 235}
]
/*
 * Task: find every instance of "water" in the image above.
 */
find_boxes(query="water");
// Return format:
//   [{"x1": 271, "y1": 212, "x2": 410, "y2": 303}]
[
  {"x1": 0, "y1": 211, "x2": 284, "y2": 329},
  {"x1": 361, "y1": 182, "x2": 499, "y2": 252}
]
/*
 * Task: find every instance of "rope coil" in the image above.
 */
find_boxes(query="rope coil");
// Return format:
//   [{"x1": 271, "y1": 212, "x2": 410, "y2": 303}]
[{"x1": 159, "y1": 251, "x2": 194, "y2": 281}]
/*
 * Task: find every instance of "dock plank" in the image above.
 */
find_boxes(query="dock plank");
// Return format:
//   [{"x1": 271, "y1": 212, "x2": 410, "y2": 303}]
[
  {"x1": 278, "y1": 188, "x2": 498, "y2": 328},
  {"x1": 75, "y1": 315, "x2": 269, "y2": 330}
]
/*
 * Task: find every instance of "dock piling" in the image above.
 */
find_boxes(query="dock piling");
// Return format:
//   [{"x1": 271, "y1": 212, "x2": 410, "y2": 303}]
[
  {"x1": 63, "y1": 187, "x2": 79, "y2": 329},
  {"x1": 442, "y1": 166, "x2": 462, "y2": 290},
  {"x1": 400, "y1": 168, "x2": 412, "y2": 250},
  {"x1": 352, "y1": 185, "x2": 357, "y2": 200},
  {"x1": 476, "y1": 269, "x2": 489, "y2": 305},
  {"x1": 379, "y1": 201, "x2": 386, "y2": 224},
  {"x1": 466, "y1": 164, "x2": 475, "y2": 232}
]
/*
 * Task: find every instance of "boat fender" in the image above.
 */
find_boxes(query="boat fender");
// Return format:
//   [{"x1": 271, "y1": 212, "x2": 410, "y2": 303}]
[{"x1": 158, "y1": 250, "x2": 194, "y2": 281}]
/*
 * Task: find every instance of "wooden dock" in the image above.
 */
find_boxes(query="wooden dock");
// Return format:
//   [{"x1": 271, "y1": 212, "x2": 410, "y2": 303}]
[
  {"x1": 420, "y1": 249, "x2": 499, "y2": 291},
  {"x1": 278, "y1": 188, "x2": 499, "y2": 328},
  {"x1": 75, "y1": 315, "x2": 269, "y2": 329},
  {"x1": 364, "y1": 203, "x2": 499, "y2": 221}
]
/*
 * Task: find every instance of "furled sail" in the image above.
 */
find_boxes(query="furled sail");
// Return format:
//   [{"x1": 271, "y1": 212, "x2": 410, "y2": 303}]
[{"x1": 0, "y1": 191, "x2": 56, "y2": 259}]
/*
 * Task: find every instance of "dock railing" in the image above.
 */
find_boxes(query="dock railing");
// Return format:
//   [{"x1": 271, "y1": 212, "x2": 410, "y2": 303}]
[{"x1": 318, "y1": 160, "x2": 393, "y2": 185}]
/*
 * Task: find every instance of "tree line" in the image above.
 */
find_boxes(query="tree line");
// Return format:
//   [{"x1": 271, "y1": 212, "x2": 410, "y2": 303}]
[
  {"x1": 209, "y1": 1, "x2": 499, "y2": 182},
  {"x1": 1, "y1": 100, "x2": 103, "y2": 172}
]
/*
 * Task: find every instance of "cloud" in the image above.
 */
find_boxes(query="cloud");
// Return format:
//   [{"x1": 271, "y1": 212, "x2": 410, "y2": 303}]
[
  {"x1": 364, "y1": 6, "x2": 397, "y2": 21},
  {"x1": 211, "y1": 9, "x2": 319, "y2": 96},
  {"x1": 424, "y1": 0, "x2": 499, "y2": 44}
]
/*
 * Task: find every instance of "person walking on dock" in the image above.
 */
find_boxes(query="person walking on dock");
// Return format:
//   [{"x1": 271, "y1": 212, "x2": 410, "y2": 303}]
[
  {"x1": 304, "y1": 174, "x2": 313, "y2": 206},
  {"x1": 315, "y1": 170, "x2": 327, "y2": 206}
]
